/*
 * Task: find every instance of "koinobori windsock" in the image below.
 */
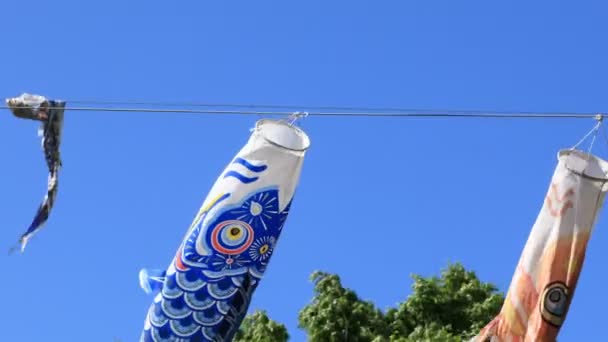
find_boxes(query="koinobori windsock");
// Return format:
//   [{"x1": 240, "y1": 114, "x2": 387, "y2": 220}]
[
  {"x1": 6, "y1": 93, "x2": 65, "y2": 252},
  {"x1": 139, "y1": 119, "x2": 310, "y2": 341},
  {"x1": 472, "y1": 149, "x2": 608, "y2": 341}
]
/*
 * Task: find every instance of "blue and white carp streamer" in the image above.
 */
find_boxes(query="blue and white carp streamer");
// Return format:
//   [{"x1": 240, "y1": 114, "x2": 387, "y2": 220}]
[
  {"x1": 139, "y1": 118, "x2": 310, "y2": 342},
  {"x1": 6, "y1": 93, "x2": 65, "y2": 253}
]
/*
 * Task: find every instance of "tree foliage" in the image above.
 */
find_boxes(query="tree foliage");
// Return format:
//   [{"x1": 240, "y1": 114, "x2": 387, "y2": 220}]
[
  {"x1": 237, "y1": 263, "x2": 503, "y2": 341},
  {"x1": 234, "y1": 310, "x2": 289, "y2": 342},
  {"x1": 298, "y1": 271, "x2": 389, "y2": 342},
  {"x1": 387, "y1": 263, "x2": 504, "y2": 340}
]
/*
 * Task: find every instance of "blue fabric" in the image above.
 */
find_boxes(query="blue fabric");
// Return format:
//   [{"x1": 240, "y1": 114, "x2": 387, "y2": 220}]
[{"x1": 141, "y1": 186, "x2": 292, "y2": 341}]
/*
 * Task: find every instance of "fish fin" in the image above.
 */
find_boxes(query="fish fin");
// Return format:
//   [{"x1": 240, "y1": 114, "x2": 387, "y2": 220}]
[
  {"x1": 8, "y1": 235, "x2": 30, "y2": 255},
  {"x1": 138, "y1": 268, "x2": 166, "y2": 295}
]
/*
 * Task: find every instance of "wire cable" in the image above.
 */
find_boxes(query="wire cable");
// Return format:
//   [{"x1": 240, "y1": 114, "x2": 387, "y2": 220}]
[
  {"x1": 0, "y1": 105, "x2": 601, "y2": 119},
  {"x1": 62, "y1": 99, "x2": 425, "y2": 112},
  {"x1": 27, "y1": 99, "x2": 605, "y2": 117}
]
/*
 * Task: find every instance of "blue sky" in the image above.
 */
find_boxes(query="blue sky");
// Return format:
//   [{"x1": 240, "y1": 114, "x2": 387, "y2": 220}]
[{"x1": 1, "y1": 1, "x2": 607, "y2": 341}]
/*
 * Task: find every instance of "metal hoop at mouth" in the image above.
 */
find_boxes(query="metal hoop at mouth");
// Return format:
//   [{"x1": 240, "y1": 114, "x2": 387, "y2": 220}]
[
  {"x1": 561, "y1": 149, "x2": 608, "y2": 182},
  {"x1": 254, "y1": 119, "x2": 311, "y2": 152}
]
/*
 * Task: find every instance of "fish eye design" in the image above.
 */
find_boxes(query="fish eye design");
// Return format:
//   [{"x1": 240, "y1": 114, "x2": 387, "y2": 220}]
[
  {"x1": 540, "y1": 281, "x2": 570, "y2": 327},
  {"x1": 211, "y1": 220, "x2": 254, "y2": 255}
]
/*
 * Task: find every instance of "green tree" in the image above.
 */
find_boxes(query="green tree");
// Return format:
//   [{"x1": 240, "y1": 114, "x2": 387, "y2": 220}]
[
  {"x1": 299, "y1": 263, "x2": 503, "y2": 342},
  {"x1": 298, "y1": 271, "x2": 389, "y2": 342},
  {"x1": 234, "y1": 310, "x2": 289, "y2": 342},
  {"x1": 388, "y1": 263, "x2": 504, "y2": 340},
  {"x1": 237, "y1": 263, "x2": 503, "y2": 341}
]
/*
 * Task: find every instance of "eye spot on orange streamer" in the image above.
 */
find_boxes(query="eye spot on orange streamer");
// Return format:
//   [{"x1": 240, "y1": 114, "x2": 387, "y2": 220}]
[{"x1": 540, "y1": 281, "x2": 569, "y2": 327}]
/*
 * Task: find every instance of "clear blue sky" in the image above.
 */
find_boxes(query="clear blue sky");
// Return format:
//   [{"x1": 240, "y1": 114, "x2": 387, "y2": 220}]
[{"x1": 1, "y1": 1, "x2": 607, "y2": 341}]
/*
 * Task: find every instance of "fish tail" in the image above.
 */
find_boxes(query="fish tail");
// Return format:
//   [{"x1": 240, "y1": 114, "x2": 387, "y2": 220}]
[{"x1": 8, "y1": 238, "x2": 26, "y2": 255}]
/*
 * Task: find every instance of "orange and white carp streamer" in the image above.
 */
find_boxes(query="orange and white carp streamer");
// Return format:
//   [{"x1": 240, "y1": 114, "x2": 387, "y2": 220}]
[
  {"x1": 6, "y1": 93, "x2": 65, "y2": 252},
  {"x1": 472, "y1": 149, "x2": 608, "y2": 341}
]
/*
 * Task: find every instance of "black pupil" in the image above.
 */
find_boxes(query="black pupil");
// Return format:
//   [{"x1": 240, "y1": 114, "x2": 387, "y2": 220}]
[
  {"x1": 549, "y1": 291, "x2": 562, "y2": 302},
  {"x1": 230, "y1": 228, "x2": 240, "y2": 235}
]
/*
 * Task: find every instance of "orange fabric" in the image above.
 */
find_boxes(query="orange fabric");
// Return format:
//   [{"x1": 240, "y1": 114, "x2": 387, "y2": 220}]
[{"x1": 472, "y1": 150, "x2": 608, "y2": 342}]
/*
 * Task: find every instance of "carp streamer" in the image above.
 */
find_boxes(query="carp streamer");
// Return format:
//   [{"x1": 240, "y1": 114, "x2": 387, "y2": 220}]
[
  {"x1": 7, "y1": 93, "x2": 65, "y2": 253},
  {"x1": 138, "y1": 118, "x2": 310, "y2": 341}
]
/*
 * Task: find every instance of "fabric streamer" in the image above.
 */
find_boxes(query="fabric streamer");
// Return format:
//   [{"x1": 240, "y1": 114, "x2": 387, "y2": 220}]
[
  {"x1": 139, "y1": 118, "x2": 310, "y2": 341},
  {"x1": 6, "y1": 93, "x2": 65, "y2": 253},
  {"x1": 472, "y1": 149, "x2": 608, "y2": 341}
]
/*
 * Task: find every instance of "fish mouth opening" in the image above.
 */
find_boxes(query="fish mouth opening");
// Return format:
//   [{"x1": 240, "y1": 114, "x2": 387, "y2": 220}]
[
  {"x1": 255, "y1": 119, "x2": 311, "y2": 152},
  {"x1": 559, "y1": 149, "x2": 608, "y2": 182}
]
